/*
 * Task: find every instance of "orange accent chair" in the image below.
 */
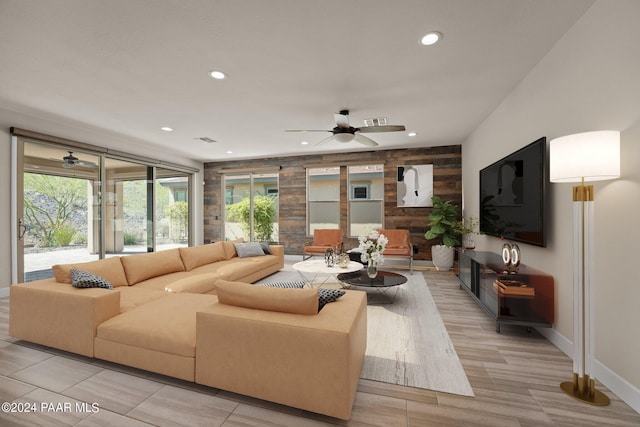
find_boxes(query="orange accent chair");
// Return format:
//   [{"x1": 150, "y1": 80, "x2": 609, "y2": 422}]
[
  {"x1": 302, "y1": 229, "x2": 344, "y2": 260},
  {"x1": 377, "y1": 229, "x2": 413, "y2": 273}
]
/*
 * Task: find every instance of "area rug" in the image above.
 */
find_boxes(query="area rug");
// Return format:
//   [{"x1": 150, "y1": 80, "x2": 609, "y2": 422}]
[{"x1": 257, "y1": 265, "x2": 474, "y2": 397}]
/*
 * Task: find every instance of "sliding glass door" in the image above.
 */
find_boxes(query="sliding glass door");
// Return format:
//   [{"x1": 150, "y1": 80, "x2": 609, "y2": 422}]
[
  {"x1": 21, "y1": 141, "x2": 101, "y2": 281},
  {"x1": 14, "y1": 137, "x2": 194, "y2": 283}
]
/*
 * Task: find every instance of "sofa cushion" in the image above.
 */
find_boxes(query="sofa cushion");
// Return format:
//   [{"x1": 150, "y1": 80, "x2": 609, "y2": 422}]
[
  {"x1": 216, "y1": 280, "x2": 318, "y2": 315},
  {"x1": 120, "y1": 249, "x2": 185, "y2": 285},
  {"x1": 222, "y1": 238, "x2": 244, "y2": 260},
  {"x1": 97, "y1": 293, "x2": 217, "y2": 357},
  {"x1": 234, "y1": 242, "x2": 265, "y2": 258},
  {"x1": 117, "y1": 287, "x2": 169, "y2": 313},
  {"x1": 164, "y1": 274, "x2": 219, "y2": 294},
  {"x1": 179, "y1": 242, "x2": 226, "y2": 271},
  {"x1": 53, "y1": 257, "x2": 129, "y2": 287},
  {"x1": 70, "y1": 269, "x2": 114, "y2": 290}
]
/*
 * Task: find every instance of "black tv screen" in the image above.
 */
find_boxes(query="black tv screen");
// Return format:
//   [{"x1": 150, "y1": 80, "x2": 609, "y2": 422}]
[{"x1": 479, "y1": 137, "x2": 548, "y2": 247}]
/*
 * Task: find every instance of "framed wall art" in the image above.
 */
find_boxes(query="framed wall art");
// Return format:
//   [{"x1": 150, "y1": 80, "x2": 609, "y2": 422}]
[{"x1": 397, "y1": 164, "x2": 433, "y2": 207}]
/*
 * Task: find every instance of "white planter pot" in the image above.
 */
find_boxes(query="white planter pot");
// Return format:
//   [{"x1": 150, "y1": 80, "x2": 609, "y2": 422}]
[{"x1": 431, "y1": 245, "x2": 455, "y2": 271}]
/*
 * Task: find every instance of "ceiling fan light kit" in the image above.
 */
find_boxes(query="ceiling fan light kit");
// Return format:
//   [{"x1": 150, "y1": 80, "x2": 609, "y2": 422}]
[{"x1": 286, "y1": 109, "x2": 405, "y2": 147}]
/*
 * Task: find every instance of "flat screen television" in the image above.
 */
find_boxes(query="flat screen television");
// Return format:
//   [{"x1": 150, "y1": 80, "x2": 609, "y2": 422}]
[{"x1": 479, "y1": 137, "x2": 548, "y2": 247}]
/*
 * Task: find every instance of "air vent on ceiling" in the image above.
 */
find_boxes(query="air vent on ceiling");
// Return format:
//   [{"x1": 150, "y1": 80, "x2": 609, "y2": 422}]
[
  {"x1": 364, "y1": 117, "x2": 388, "y2": 127},
  {"x1": 194, "y1": 137, "x2": 217, "y2": 143}
]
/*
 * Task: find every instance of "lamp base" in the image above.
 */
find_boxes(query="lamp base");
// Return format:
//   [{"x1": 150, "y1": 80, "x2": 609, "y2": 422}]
[{"x1": 560, "y1": 373, "x2": 610, "y2": 406}]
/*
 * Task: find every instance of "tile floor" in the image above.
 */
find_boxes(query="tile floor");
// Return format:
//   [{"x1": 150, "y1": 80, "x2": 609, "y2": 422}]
[{"x1": 1, "y1": 270, "x2": 639, "y2": 426}]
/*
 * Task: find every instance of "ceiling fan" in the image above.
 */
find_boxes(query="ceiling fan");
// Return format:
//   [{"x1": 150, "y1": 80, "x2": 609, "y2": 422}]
[
  {"x1": 286, "y1": 109, "x2": 406, "y2": 147},
  {"x1": 56, "y1": 151, "x2": 98, "y2": 169}
]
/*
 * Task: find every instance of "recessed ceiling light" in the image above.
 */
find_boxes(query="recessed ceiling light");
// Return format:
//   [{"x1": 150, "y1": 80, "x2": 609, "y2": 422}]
[
  {"x1": 420, "y1": 32, "x2": 441, "y2": 46},
  {"x1": 161, "y1": 127, "x2": 173, "y2": 132},
  {"x1": 408, "y1": 132, "x2": 417, "y2": 137},
  {"x1": 301, "y1": 141, "x2": 309, "y2": 145},
  {"x1": 209, "y1": 70, "x2": 227, "y2": 80},
  {"x1": 226, "y1": 150, "x2": 233, "y2": 154}
]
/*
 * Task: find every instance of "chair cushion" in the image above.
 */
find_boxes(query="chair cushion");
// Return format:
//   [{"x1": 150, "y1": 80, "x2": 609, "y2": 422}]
[
  {"x1": 313, "y1": 229, "x2": 342, "y2": 246},
  {"x1": 379, "y1": 229, "x2": 410, "y2": 248}
]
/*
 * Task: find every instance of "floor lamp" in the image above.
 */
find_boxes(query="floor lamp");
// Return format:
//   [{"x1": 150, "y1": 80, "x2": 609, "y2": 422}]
[{"x1": 549, "y1": 130, "x2": 620, "y2": 406}]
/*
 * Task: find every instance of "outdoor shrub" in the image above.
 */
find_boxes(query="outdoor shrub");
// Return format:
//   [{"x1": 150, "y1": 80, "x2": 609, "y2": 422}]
[{"x1": 53, "y1": 224, "x2": 76, "y2": 246}]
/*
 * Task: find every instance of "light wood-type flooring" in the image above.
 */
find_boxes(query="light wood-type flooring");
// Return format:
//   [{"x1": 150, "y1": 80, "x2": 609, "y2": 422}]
[{"x1": 1, "y1": 271, "x2": 639, "y2": 426}]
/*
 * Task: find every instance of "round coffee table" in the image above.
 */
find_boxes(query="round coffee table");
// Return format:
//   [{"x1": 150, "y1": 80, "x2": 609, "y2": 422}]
[
  {"x1": 292, "y1": 259, "x2": 363, "y2": 288},
  {"x1": 337, "y1": 270, "x2": 407, "y2": 303}
]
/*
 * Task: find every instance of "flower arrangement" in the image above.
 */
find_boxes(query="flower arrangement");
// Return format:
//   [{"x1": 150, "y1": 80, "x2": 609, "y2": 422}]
[{"x1": 357, "y1": 230, "x2": 388, "y2": 265}]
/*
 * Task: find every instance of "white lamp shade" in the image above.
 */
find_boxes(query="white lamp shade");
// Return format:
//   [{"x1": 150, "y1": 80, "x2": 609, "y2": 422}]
[{"x1": 549, "y1": 130, "x2": 620, "y2": 183}]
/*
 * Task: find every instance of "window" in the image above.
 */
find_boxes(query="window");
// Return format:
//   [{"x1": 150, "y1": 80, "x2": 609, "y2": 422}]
[
  {"x1": 351, "y1": 183, "x2": 370, "y2": 200},
  {"x1": 224, "y1": 172, "x2": 279, "y2": 242},
  {"x1": 307, "y1": 167, "x2": 340, "y2": 235},
  {"x1": 348, "y1": 165, "x2": 384, "y2": 237}
]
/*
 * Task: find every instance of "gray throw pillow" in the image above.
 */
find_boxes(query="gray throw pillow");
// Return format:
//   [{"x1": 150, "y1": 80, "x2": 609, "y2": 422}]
[
  {"x1": 234, "y1": 242, "x2": 265, "y2": 258},
  {"x1": 70, "y1": 269, "x2": 113, "y2": 290},
  {"x1": 259, "y1": 242, "x2": 272, "y2": 255}
]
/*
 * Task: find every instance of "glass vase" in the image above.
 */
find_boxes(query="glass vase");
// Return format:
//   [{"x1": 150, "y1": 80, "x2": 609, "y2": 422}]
[{"x1": 366, "y1": 259, "x2": 378, "y2": 279}]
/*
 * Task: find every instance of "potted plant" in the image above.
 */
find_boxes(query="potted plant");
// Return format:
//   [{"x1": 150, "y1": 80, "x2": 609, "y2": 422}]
[
  {"x1": 457, "y1": 216, "x2": 480, "y2": 249},
  {"x1": 424, "y1": 196, "x2": 461, "y2": 271}
]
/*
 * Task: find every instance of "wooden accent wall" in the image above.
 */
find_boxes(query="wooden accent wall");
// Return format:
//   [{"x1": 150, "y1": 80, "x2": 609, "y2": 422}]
[{"x1": 203, "y1": 145, "x2": 461, "y2": 260}]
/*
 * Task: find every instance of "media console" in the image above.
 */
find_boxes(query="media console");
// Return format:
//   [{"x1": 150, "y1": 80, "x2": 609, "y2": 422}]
[{"x1": 456, "y1": 249, "x2": 554, "y2": 333}]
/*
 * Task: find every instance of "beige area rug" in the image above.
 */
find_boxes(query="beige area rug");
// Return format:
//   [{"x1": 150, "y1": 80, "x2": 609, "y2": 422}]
[{"x1": 257, "y1": 266, "x2": 474, "y2": 397}]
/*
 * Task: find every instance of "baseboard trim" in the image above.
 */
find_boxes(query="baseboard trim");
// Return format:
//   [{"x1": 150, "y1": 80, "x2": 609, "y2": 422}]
[
  {"x1": 593, "y1": 359, "x2": 640, "y2": 414},
  {"x1": 537, "y1": 326, "x2": 640, "y2": 414}
]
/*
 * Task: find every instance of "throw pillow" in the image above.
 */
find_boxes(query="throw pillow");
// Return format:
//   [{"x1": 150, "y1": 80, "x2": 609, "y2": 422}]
[
  {"x1": 259, "y1": 242, "x2": 272, "y2": 255},
  {"x1": 70, "y1": 269, "x2": 113, "y2": 290},
  {"x1": 257, "y1": 280, "x2": 304, "y2": 289},
  {"x1": 259, "y1": 281, "x2": 345, "y2": 312},
  {"x1": 234, "y1": 242, "x2": 265, "y2": 258},
  {"x1": 318, "y1": 288, "x2": 345, "y2": 311}
]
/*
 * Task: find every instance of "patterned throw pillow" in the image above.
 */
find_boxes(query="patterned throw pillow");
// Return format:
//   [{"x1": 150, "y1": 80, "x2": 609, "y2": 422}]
[
  {"x1": 70, "y1": 269, "x2": 113, "y2": 290},
  {"x1": 257, "y1": 281, "x2": 345, "y2": 312},
  {"x1": 257, "y1": 281, "x2": 305, "y2": 289},
  {"x1": 318, "y1": 288, "x2": 345, "y2": 311}
]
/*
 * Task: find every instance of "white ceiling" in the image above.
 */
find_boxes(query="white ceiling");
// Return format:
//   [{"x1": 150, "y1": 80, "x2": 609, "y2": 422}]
[{"x1": 0, "y1": 0, "x2": 594, "y2": 163}]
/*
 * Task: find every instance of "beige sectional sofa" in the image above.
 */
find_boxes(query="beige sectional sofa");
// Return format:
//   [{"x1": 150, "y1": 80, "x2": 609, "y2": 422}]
[{"x1": 9, "y1": 240, "x2": 368, "y2": 420}]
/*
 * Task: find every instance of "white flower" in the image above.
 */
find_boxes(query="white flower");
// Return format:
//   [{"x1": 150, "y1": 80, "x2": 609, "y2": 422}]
[{"x1": 357, "y1": 232, "x2": 387, "y2": 265}]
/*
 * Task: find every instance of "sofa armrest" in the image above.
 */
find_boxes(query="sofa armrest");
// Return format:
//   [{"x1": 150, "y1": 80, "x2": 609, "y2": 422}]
[
  {"x1": 267, "y1": 244, "x2": 284, "y2": 258},
  {"x1": 195, "y1": 290, "x2": 367, "y2": 420},
  {"x1": 9, "y1": 279, "x2": 120, "y2": 357}
]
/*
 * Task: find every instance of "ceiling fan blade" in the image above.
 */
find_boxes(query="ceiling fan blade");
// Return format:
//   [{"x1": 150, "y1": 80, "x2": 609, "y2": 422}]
[
  {"x1": 76, "y1": 160, "x2": 98, "y2": 168},
  {"x1": 334, "y1": 112, "x2": 350, "y2": 128},
  {"x1": 358, "y1": 125, "x2": 406, "y2": 133},
  {"x1": 314, "y1": 135, "x2": 335, "y2": 146},
  {"x1": 285, "y1": 129, "x2": 331, "y2": 133},
  {"x1": 354, "y1": 134, "x2": 378, "y2": 147}
]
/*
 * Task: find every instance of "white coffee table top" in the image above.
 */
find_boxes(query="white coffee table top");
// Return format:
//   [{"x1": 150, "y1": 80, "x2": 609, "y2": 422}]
[{"x1": 292, "y1": 259, "x2": 363, "y2": 275}]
